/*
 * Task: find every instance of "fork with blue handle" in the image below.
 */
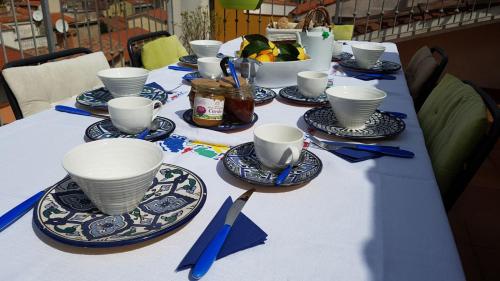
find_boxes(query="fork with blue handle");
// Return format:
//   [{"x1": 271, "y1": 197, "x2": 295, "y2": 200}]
[{"x1": 309, "y1": 134, "x2": 415, "y2": 158}]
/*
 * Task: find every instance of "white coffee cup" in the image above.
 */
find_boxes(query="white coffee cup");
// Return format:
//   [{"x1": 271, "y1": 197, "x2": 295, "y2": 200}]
[
  {"x1": 108, "y1": 97, "x2": 163, "y2": 134},
  {"x1": 253, "y1": 124, "x2": 304, "y2": 170},
  {"x1": 198, "y1": 57, "x2": 223, "y2": 79},
  {"x1": 297, "y1": 71, "x2": 328, "y2": 98}
]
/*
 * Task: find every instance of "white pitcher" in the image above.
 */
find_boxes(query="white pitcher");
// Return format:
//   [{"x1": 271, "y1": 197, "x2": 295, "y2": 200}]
[{"x1": 299, "y1": 26, "x2": 334, "y2": 71}]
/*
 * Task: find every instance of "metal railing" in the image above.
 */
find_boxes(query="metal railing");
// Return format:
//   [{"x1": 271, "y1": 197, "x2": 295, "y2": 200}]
[
  {"x1": 1, "y1": 0, "x2": 499, "y2": 68},
  {"x1": 0, "y1": 0, "x2": 175, "y2": 66},
  {"x1": 212, "y1": 0, "x2": 500, "y2": 42}
]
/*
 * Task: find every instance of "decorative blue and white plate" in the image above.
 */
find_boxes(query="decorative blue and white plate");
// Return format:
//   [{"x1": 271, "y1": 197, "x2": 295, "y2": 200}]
[
  {"x1": 182, "y1": 109, "x2": 258, "y2": 131},
  {"x1": 223, "y1": 142, "x2": 322, "y2": 186},
  {"x1": 339, "y1": 59, "x2": 402, "y2": 74},
  {"x1": 182, "y1": 71, "x2": 202, "y2": 82},
  {"x1": 76, "y1": 86, "x2": 169, "y2": 109},
  {"x1": 332, "y1": 52, "x2": 353, "y2": 62},
  {"x1": 254, "y1": 86, "x2": 276, "y2": 105},
  {"x1": 179, "y1": 53, "x2": 226, "y2": 66},
  {"x1": 279, "y1": 86, "x2": 329, "y2": 106},
  {"x1": 85, "y1": 117, "x2": 175, "y2": 141},
  {"x1": 33, "y1": 164, "x2": 207, "y2": 248},
  {"x1": 303, "y1": 106, "x2": 406, "y2": 139}
]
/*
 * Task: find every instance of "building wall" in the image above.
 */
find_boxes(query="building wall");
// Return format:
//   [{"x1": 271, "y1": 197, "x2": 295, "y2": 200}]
[{"x1": 396, "y1": 21, "x2": 500, "y2": 91}]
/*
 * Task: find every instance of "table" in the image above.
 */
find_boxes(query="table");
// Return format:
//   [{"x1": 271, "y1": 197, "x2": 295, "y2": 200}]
[{"x1": 0, "y1": 39, "x2": 465, "y2": 281}]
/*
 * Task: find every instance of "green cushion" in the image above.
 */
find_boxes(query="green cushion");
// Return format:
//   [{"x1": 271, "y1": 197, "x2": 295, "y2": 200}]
[
  {"x1": 418, "y1": 74, "x2": 487, "y2": 195},
  {"x1": 330, "y1": 24, "x2": 354, "y2": 40},
  {"x1": 141, "y1": 35, "x2": 188, "y2": 70}
]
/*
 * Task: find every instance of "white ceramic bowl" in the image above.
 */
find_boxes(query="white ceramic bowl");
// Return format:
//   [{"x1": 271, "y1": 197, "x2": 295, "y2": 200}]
[
  {"x1": 326, "y1": 86, "x2": 386, "y2": 129},
  {"x1": 190, "y1": 40, "x2": 223, "y2": 58},
  {"x1": 62, "y1": 139, "x2": 163, "y2": 215},
  {"x1": 97, "y1": 67, "x2": 149, "y2": 98},
  {"x1": 351, "y1": 43, "x2": 386, "y2": 69},
  {"x1": 255, "y1": 59, "x2": 312, "y2": 88},
  {"x1": 297, "y1": 71, "x2": 328, "y2": 98}
]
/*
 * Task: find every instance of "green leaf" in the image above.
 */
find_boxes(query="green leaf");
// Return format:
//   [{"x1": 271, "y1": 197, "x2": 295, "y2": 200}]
[
  {"x1": 244, "y1": 34, "x2": 269, "y2": 43},
  {"x1": 241, "y1": 40, "x2": 270, "y2": 58},
  {"x1": 277, "y1": 44, "x2": 299, "y2": 58},
  {"x1": 276, "y1": 54, "x2": 298, "y2": 61}
]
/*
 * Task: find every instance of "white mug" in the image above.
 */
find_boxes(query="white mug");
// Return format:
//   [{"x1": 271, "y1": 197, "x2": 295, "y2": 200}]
[
  {"x1": 297, "y1": 71, "x2": 328, "y2": 98},
  {"x1": 108, "y1": 97, "x2": 163, "y2": 134},
  {"x1": 253, "y1": 124, "x2": 304, "y2": 170},
  {"x1": 198, "y1": 57, "x2": 223, "y2": 79}
]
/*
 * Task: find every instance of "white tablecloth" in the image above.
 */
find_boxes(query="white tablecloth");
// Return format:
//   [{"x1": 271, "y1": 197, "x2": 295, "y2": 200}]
[{"x1": 0, "y1": 39, "x2": 464, "y2": 281}]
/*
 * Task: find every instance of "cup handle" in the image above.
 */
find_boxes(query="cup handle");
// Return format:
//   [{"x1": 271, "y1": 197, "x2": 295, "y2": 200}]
[
  {"x1": 220, "y1": 57, "x2": 230, "y2": 77},
  {"x1": 283, "y1": 146, "x2": 301, "y2": 166},
  {"x1": 151, "y1": 100, "x2": 163, "y2": 120}
]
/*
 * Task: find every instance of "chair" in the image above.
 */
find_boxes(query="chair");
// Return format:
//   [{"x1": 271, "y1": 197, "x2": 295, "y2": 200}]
[
  {"x1": 405, "y1": 46, "x2": 448, "y2": 111},
  {"x1": 418, "y1": 74, "x2": 500, "y2": 211},
  {"x1": 1, "y1": 48, "x2": 110, "y2": 119},
  {"x1": 330, "y1": 24, "x2": 354, "y2": 40},
  {"x1": 127, "y1": 31, "x2": 188, "y2": 70}
]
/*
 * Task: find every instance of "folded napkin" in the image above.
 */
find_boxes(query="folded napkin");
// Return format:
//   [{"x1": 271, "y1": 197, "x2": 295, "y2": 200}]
[
  {"x1": 328, "y1": 147, "x2": 383, "y2": 163},
  {"x1": 177, "y1": 197, "x2": 268, "y2": 271}
]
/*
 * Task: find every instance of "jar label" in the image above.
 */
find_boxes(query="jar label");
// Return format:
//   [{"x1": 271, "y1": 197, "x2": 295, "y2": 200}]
[{"x1": 193, "y1": 96, "x2": 224, "y2": 120}]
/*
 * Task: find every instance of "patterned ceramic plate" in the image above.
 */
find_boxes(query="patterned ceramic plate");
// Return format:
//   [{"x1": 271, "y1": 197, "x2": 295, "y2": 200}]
[
  {"x1": 338, "y1": 59, "x2": 402, "y2": 74},
  {"x1": 279, "y1": 86, "x2": 329, "y2": 106},
  {"x1": 179, "y1": 53, "x2": 226, "y2": 66},
  {"x1": 182, "y1": 109, "x2": 258, "y2": 131},
  {"x1": 76, "y1": 86, "x2": 169, "y2": 109},
  {"x1": 33, "y1": 164, "x2": 207, "y2": 248},
  {"x1": 254, "y1": 86, "x2": 276, "y2": 105},
  {"x1": 332, "y1": 52, "x2": 353, "y2": 62},
  {"x1": 182, "y1": 71, "x2": 202, "y2": 82},
  {"x1": 223, "y1": 142, "x2": 322, "y2": 186},
  {"x1": 303, "y1": 106, "x2": 406, "y2": 139},
  {"x1": 85, "y1": 117, "x2": 175, "y2": 141}
]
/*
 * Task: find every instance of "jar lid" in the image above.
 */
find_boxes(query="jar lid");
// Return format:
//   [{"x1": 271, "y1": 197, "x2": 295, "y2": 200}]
[
  {"x1": 219, "y1": 75, "x2": 248, "y2": 88},
  {"x1": 191, "y1": 78, "x2": 221, "y2": 90}
]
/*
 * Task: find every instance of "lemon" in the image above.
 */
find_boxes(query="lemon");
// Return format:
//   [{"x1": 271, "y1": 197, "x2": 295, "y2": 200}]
[
  {"x1": 256, "y1": 53, "x2": 274, "y2": 62},
  {"x1": 240, "y1": 38, "x2": 250, "y2": 51},
  {"x1": 296, "y1": 47, "x2": 306, "y2": 60}
]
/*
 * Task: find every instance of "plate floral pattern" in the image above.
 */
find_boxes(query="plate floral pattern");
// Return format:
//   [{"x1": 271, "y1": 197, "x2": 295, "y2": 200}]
[
  {"x1": 76, "y1": 86, "x2": 169, "y2": 109},
  {"x1": 303, "y1": 106, "x2": 406, "y2": 139},
  {"x1": 223, "y1": 142, "x2": 322, "y2": 186},
  {"x1": 85, "y1": 117, "x2": 175, "y2": 141},
  {"x1": 33, "y1": 164, "x2": 207, "y2": 248},
  {"x1": 279, "y1": 86, "x2": 329, "y2": 106}
]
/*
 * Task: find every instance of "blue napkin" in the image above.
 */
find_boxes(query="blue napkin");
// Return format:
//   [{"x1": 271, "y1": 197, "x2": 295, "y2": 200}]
[
  {"x1": 329, "y1": 147, "x2": 383, "y2": 163},
  {"x1": 145, "y1": 82, "x2": 167, "y2": 92},
  {"x1": 177, "y1": 197, "x2": 268, "y2": 271},
  {"x1": 344, "y1": 70, "x2": 396, "y2": 81}
]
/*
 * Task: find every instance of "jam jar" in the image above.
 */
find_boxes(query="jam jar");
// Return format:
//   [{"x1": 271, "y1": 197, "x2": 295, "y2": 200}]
[
  {"x1": 191, "y1": 80, "x2": 225, "y2": 127},
  {"x1": 220, "y1": 79, "x2": 255, "y2": 124}
]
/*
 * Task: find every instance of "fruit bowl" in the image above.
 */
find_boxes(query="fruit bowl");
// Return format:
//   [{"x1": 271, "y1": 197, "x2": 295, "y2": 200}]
[{"x1": 255, "y1": 59, "x2": 312, "y2": 88}]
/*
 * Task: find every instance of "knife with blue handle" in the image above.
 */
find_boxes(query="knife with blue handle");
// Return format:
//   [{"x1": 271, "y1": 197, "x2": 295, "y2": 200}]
[
  {"x1": 0, "y1": 190, "x2": 46, "y2": 233},
  {"x1": 309, "y1": 135, "x2": 414, "y2": 158},
  {"x1": 191, "y1": 189, "x2": 255, "y2": 279},
  {"x1": 55, "y1": 105, "x2": 108, "y2": 119}
]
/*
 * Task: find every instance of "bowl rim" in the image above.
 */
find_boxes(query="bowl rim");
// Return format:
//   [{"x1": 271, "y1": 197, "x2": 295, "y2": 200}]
[
  {"x1": 189, "y1": 39, "x2": 223, "y2": 46},
  {"x1": 62, "y1": 139, "x2": 163, "y2": 181},
  {"x1": 326, "y1": 86, "x2": 387, "y2": 101},
  {"x1": 350, "y1": 43, "x2": 386, "y2": 51},
  {"x1": 97, "y1": 67, "x2": 149, "y2": 79}
]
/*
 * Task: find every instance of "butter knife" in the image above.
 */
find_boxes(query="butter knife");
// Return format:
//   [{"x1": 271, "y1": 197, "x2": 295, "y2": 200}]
[
  {"x1": 191, "y1": 189, "x2": 255, "y2": 279},
  {"x1": 0, "y1": 189, "x2": 46, "y2": 233}
]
